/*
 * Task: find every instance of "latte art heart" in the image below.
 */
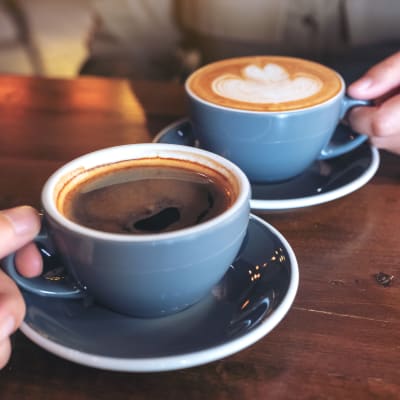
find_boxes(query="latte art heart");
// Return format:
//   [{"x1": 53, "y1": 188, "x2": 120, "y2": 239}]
[{"x1": 212, "y1": 63, "x2": 322, "y2": 104}]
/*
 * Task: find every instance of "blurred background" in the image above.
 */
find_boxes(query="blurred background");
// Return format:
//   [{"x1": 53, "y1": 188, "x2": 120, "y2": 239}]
[{"x1": 0, "y1": 0, "x2": 399, "y2": 82}]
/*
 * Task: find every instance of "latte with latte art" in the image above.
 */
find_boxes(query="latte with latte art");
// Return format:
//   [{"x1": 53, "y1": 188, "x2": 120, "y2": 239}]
[{"x1": 186, "y1": 56, "x2": 343, "y2": 112}]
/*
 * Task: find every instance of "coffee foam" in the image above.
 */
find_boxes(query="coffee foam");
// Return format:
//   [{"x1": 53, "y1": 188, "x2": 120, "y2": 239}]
[
  {"x1": 212, "y1": 63, "x2": 322, "y2": 104},
  {"x1": 187, "y1": 56, "x2": 343, "y2": 112}
]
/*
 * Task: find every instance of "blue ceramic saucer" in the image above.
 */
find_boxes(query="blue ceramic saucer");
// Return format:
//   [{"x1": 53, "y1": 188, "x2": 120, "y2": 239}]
[
  {"x1": 153, "y1": 118, "x2": 380, "y2": 211},
  {"x1": 20, "y1": 214, "x2": 299, "y2": 372}
]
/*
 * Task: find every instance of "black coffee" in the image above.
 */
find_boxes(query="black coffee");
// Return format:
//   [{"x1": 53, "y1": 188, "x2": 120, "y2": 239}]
[{"x1": 58, "y1": 158, "x2": 235, "y2": 234}]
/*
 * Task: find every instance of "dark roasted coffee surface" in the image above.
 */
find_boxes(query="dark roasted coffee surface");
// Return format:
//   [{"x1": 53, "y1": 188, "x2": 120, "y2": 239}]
[{"x1": 60, "y1": 160, "x2": 232, "y2": 234}]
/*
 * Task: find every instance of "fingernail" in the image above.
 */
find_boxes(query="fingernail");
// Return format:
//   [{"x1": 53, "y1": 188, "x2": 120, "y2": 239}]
[
  {"x1": 1, "y1": 206, "x2": 37, "y2": 236},
  {"x1": 0, "y1": 316, "x2": 16, "y2": 341},
  {"x1": 353, "y1": 77, "x2": 373, "y2": 92}
]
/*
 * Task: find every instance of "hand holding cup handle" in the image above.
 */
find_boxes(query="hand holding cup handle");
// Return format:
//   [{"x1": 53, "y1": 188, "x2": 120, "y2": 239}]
[{"x1": 3, "y1": 223, "x2": 84, "y2": 299}]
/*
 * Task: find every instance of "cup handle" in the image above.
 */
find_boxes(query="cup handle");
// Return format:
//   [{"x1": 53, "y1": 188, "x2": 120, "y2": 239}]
[
  {"x1": 2, "y1": 226, "x2": 84, "y2": 299},
  {"x1": 318, "y1": 97, "x2": 372, "y2": 160}
]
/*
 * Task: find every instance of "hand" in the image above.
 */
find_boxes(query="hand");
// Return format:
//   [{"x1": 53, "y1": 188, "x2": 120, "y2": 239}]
[
  {"x1": 347, "y1": 51, "x2": 400, "y2": 155},
  {"x1": 0, "y1": 206, "x2": 42, "y2": 369}
]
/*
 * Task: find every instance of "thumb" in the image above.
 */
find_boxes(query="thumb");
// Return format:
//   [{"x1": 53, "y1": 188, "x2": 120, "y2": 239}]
[
  {"x1": 348, "y1": 51, "x2": 400, "y2": 100},
  {"x1": 0, "y1": 206, "x2": 41, "y2": 259}
]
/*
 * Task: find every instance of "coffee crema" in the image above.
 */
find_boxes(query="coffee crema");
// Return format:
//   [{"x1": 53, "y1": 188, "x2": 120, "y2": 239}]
[
  {"x1": 186, "y1": 56, "x2": 342, "y2": 112},
  {"x1": 57, "y1": 158, "x2": 235, "y2": 234}
]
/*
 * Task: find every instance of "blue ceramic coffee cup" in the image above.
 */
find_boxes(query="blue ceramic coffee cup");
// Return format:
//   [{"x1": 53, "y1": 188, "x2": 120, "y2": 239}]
[
  {"x1": 186, "y1": 56, "x2": 370, "y2": 183},
  {"x1": 3, "y1": 144, "x2": 251, "y2": 318}
]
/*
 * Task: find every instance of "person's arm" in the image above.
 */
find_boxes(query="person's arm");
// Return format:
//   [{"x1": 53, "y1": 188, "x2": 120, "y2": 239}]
[
  {"x1": 0, "y1": 206, "x2": 42, "y2": 369},
  {"x1": 347, "y1": 51, "x2": 400, "y2": 155}
]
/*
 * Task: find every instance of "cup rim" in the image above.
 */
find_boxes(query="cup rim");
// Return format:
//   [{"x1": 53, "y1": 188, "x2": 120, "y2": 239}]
[
  {"x1": 42, "y1": 143, "x2": 251, "y2": 242},
  {"x1": 185, "y1": 56, "x2": 345, "y2": 114}
]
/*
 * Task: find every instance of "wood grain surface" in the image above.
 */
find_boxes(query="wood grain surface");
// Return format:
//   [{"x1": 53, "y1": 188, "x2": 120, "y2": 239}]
[{"x1": 0, "y1": 75, "x2": 399, "y2": 400}]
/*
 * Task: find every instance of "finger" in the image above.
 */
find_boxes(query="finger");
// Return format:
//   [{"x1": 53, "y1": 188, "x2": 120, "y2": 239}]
[
  {"x1": 0, "y1": 269, "x2": 26, "y2": 331},
  {"x1": 15, "y1": 243, "x2": 43, "y2": 277},
  {"x1": 0, "y1": 269, "x2": 26, "y2": 370},
  {"x1": 0, "y1": 339, "x2": 12, "y2": 370},
  {"x1": 369, "y1": 133, "x2": 400, "y2": 155},
  {"x1": 349, "y1": 93, "x2": 400, "y2": 138},
  {"x1": 348, "y1": 51, "x2": 400, "y2": 100},
  {"x1": 0, "y1": 206, "x2": 41, "y2": 259}
]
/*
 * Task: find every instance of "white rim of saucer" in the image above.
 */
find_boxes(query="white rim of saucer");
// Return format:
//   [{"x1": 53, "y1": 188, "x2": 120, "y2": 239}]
[
  {"x1": 153, "y1": 119, "x2": 380, "y2": 211},
  {"x1": 251, "y1": 146, "x2": 380, "y2": 211},
  {"x1": 20, "y1": 214, "x2": 299, "y2": 372}
]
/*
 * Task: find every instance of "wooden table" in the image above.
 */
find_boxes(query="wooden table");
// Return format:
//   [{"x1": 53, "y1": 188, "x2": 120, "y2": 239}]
[{"x1": 0, "y1": 75, "x2": 399, "y2": 400}]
